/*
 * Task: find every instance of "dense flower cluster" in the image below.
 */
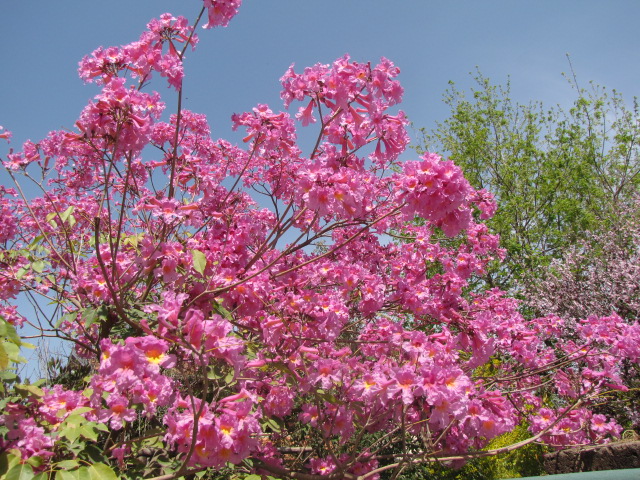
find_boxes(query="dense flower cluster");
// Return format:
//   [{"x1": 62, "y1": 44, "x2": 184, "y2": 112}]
[
  {"x1": 1, "y1": 1, "x2": 639, "y2": 479},
  {"x1": 78, "y1": 13, "x2": 197, "y2": 89},
  {"x1": 165, "y1": 394, "x2": 261, "y2": 468},
  {"x1": 0, "y1": 410, "x2": 54, "y2": 461},
  {"x1": 91, "y1": 337, "x2": 176, "y2": 426},
  {"x1": 527, "y1": 204, "x2": 640, "y2": 321},
  {"x1": 202, "y1": 0, "x2": 242, "y2": 28}
]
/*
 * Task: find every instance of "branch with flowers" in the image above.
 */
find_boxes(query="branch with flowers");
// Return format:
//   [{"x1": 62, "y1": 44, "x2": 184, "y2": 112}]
[{"x1": 0, "y1": 2, "x2": 638, "y2": 479}]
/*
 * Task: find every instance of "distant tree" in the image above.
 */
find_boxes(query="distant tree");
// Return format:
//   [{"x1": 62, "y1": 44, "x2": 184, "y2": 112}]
[
  {"x1": 417, "y1": 69, "x2": 640, "y2": 293},
  {"x1": 526, "y1": 201, "x2": 640, "y2": 321},
  {"x1": 524, "y1": 200, "x2": 640, "y2": 434}
]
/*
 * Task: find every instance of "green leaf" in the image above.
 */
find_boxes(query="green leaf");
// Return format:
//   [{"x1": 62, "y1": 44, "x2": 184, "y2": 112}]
[
  {"x1": 123, "y1": 233, "x2": 143, "y2": 249},
  {"x1": 59, "y1": 414, "x2": 87, "y2": 443},
  {"x1": 60, "y1": 206, "x2": 75, "y2": 223},
  {"x1": 60, "y1": 428, "x2": 80, "y2": 443},
  {"x1": 55, "y1": 312, "x2": 75, "y2": 329},
  {"x1": 25, "y1": 456, "x2": 44, "y2": 468},
  {"x1": 316, "y1": 389, "x2": 340, "y2": 404},
  {"x1": 78, "y1": 425, "x2": 99, "y2": 442},
  {"x1": 95, "y1": 422, "x2": 109, "y2": 432},
  {"x1": 2, "y1": 342, "x2": 25, "y2": 364},
  {"x1": 86, "y1": 463, "x2": 118, "y2": 480},
  {"x1": 0, "y1": 452, "x2": 21, "y2": 476},
  {"x1": 77, "y1": 444, "x2": 105, "y2": 464},
  {"x1": 15, "y1": 384, "x2": 44, "y2": 399},
  {"x1": 213, "y1": 301, "x2": 233, "y2": 320},
  {"x1": 82, "y1": 306, "x2": 108, "y2": 329},
  {"x1": 31, "y1": 260, "x2": 45, "y2": 273},
  {"x1": 59, "y1": 415, "x2": 107, "y2": 444},
  {"x1": 5, "y1": 463, "x2": 34, "y2": 480},
  {"x1": 191, "y1": 249, "x2": 207, "y2": 275},
  {"x1": 55, "y1": 468, "x2": 91, "y2": 480},
  {"x1": 0, "y1": 319, "x2": 22, "y2": 346},
  {"x1": 0, "y1": 344, "x2": 9, "y2": 370},
  {"x1": 207, "y1": 364, "x2": 226, "y2": 380},
  {"x1": 261, "y1": 417, "x2": 282, "y2": 433},
  {"x1": 68, "y1": 406, "x2": 94, "y2": 416},
  {"x1": 0, "y1": 371, "x2": 18, "y2": 382},
  {"x1": 56, "y1": 459, "x2": 81, "y2": 470},
  {"x1": 268, "y1": 361, "x2": 296, "y2": 378}
]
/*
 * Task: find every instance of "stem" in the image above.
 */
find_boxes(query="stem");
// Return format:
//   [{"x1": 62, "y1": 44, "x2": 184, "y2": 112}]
[{"x1": 93, "y1": 217, "x2": 142, "y2": 335}]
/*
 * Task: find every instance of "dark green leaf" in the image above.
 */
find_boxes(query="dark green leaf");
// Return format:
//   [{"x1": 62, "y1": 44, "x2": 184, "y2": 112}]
[{"x1": 5, "y1": 463, "x2": 34, "y2": 480}]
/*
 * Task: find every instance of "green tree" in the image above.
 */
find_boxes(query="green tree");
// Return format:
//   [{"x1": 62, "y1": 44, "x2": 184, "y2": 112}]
[{"x1": 417, "y1": 69, "x2": 640, "y2": 294}]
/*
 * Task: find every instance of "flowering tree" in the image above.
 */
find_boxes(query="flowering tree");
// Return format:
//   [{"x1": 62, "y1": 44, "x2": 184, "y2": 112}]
[
  {"x1": 526, "y1": 203, "x2": 640, "y2": 322},
  {"x1": 1, "y1": 2, "x2": 639, "y2": 479},
  {"x1": 525, "y1": 203, "x2": 640, "y2": 434}
]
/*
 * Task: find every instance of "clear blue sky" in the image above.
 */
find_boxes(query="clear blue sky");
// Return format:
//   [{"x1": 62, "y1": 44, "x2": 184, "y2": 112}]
[
  {"x1": 1, "y1": 1, "x2": 639, "y2": 377},
  {"x1": 2, "y1": 1, "x2": 639, "y2": 153}
]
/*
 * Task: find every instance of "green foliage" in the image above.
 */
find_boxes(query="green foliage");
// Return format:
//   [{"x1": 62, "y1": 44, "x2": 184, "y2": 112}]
[
  {"x1": 387, "y1": 424, "x2": 544, "y2": 480},
  {"x1": 417, "y1": 69, "x2": 640, "y2": 293},
  {"x1": 0, "y1": 451, "x2": 119, "y2": 480},
  {"x1": 0, "y1": 316, "x2": 33, "y2": 375}
]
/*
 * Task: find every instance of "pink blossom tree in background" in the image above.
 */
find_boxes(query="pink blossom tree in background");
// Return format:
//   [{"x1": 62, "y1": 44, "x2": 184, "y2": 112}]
[
  {"x1": 0, "y1": 2, "x2": 639, "y2": 479},
  {"x1": 525, "y1": 203, "x2": 640, "y2": 433},
  {"x1": 526, "y1": 203, "x2": 640, "y2": 322}
]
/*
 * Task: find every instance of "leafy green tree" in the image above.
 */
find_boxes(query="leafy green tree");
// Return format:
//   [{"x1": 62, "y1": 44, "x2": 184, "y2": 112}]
[{"x1": 417, "y1": 69, "x2": 640, "y2": 293}]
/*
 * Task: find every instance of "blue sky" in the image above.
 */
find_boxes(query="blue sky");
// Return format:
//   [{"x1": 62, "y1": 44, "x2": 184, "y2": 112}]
[{"x1": 1, "y1": 1, "x2": 639, "y2": 377}]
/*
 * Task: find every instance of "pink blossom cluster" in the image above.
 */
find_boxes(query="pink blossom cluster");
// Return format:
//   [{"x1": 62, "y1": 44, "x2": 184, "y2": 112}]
[
  {"x1": 202, "y1": 0, "x2": 243, "y2": 28},
  {"x1": 0, "y1": 385, "x2": 90, "y2": 462},
  {"x1": 0, "y1": 186, "x2": 18, "y2": 244},
  {"x1": 0, "y1": 125, "x2": 11, "y2": 142},
  {"x1": 90, "y1": 337, "x2": 176, "y2": 428},
  {"x1": 0, "y1": 405, "x2": 54, "y2": 461},
  {"x1": 38, "y1": 385, "x2": 90, "y2": 424},
  {"x1": 165, "y1": 394, "x2": 260, "y2": 468},
  {"x1": 78, "y1": 13, "x2": 197, "y2": 89},
  {"x1": 397, "y1": 152, "x2": 474, "y2": 236},
  {"x1": 527, "y1": 202, "x2": 640, "y2": 321},
  {"x1": 76, "y1": 78, "x2": 164, "y2": 156},
  {"x1": 530, "y1": 408, "x2": 623, "y2": 446},
  {"x1": 308, "y1": 454, "x2": 379, "y2": 479},
  {"x1": 281, "y1": 54, "x2": 408, "y2": 167}
]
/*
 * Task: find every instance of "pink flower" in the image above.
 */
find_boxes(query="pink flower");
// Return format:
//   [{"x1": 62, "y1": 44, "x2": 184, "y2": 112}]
[
  {"x1": 202, "y1": 0, "x2": 243, "y2": 28},
  {"x1": 126, "y1": 335, "x2": 176, "y2": 369},
  {"x1": 308, "y1": 457, "x2": 336, "y2": 476},
  {"x1": 101, "y1": 394, "x2": 137, "y2": 429},
  {"x1": 0, "y1": 125, "x2": 11, "y2": 142},
  {"x1": 390, "y1": 368, "x2": 417, "y2": 405},
  {"x1": 295, "y1": 99, "x2": 316, "y2": 126},
  {"x1": 299, "y1": 404, "x2": 319, "y2": 426},
  {"x1": 39, "y1": 385, "x2": 89, "y2": 424},
  {"x1": 310, "y1": 359, "x2": 343, "y2": 389},
  {"x1": 263, "y1": 385, "x2": 294, "y2": 418}
]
